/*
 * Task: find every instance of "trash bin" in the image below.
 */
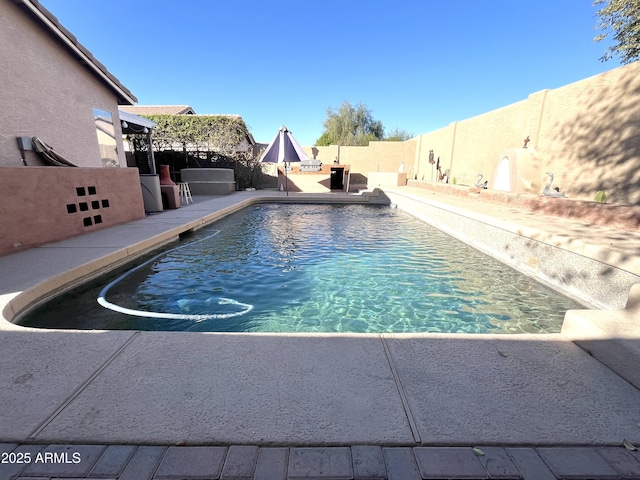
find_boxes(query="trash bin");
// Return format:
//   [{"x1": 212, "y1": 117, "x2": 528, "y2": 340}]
[{"x1": 139, "y1": 174, "x2": 163, "y2": 213}]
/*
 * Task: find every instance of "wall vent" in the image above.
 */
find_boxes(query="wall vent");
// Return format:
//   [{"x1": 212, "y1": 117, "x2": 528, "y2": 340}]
[{"x1": 67, "y1": 186, "x2": 110, "y2": 227}]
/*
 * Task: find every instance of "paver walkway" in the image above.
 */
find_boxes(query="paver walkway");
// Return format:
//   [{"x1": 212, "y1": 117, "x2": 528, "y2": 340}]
[{"x1": 3, "y1": 443, "x2": 640, "y2": 479}]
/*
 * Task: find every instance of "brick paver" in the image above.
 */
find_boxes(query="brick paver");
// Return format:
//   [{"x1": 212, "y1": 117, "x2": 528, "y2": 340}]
[
  {"x1": 414, "y1": 447, "x2": 487, "y2": 479},
  {"x1": 475, "y1": 446, "x2": 521, "y2": 479},
  {"x1": 382, "y1": 447, "x2": 421, "y2": 480},
  {"x1": 3, "y1": 443, "x2": 640, "y2": 479},
  {"x1": 0, "y1": 445, "x2": 46, "y2": 480},
  {"x1": 597, "y1": 446, "x2": 640, "y2": 478},
  {"x1": 0, "y1": 444, "x2": 17, "y2": 454},
  {"x1": 88, "y1": 444, "x2": 136, "y2": 477},
  {"x1": 21, "y1": 444, "x2": 105, "y2": 477},
  {"x1": 253, "y1": 448, "x2": 288, "y2": 480},
  {"x1": 154, "y1": 446, "x2": 227, "y2": 479},
  {"x1": 288, "y1": 447, "x2": 352, "y2": 479},
  {"x1": 537, "y1": 447, "x2": 621, "y2": 479},
  {"x1": 351, "y1": 445, "x2": 386, "y2": 479},
  {"x1": 221, "y1": 445, "x2": 259, "y2": 479},
  {"x1": 117, "y1": 446, "x2": 166, "y2": 480},
  {"x1": 506, "y1": 448, "x2": 557, "y2": 480}
]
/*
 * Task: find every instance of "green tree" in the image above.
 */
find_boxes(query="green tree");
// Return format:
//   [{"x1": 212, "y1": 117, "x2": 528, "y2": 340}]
[
  {"x1": 384, "y1": 128, "x2": 415, "y2": 142},
  {"x1": 315, "y1": 101, "x2": 384, "y2": 146},
  {"x1": 593, "y1": 0, "x2": 640, "y2": 64},
  {"x1": 315, "y1": 131, "x2": 333, "y2": 146}
]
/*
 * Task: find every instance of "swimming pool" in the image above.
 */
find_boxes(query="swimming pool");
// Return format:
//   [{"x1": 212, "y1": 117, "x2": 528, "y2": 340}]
[{"x1": 18, "y1": 204, "x2": 582, "y2": 333}]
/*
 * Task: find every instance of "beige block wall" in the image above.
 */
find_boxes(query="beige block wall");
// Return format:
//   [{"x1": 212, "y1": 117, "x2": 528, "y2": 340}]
[
  {"x1": 0, "y1": 1, "x2": 127, "y2": 168},
  {"x1": 537, "y1": 63, "x2": 640, "y2": 204},
  {"x1": 303, "y1": 140, "x2": 416, "y2": 189},
  {"x1": 303, "y1": 62, "x2": 640, "y2": 204},
  {"x1": 413, "y1": 124, "x2": 457, "y2": 182},
  {"x1": 368, "y1": 172, "x2": 407, "y2": 188},
  {"x1": 449, "y1": 98, "x2": 535, "y2": 186},
  {"x1": 306, "y1": 145, "x2": 339, "y2": 163},
  {"x1": 413, "y1": 92, "x2": 548, "y2": 189},
  {"x1": 0, "y1": 167, "x2": 145, "y2": 255}
]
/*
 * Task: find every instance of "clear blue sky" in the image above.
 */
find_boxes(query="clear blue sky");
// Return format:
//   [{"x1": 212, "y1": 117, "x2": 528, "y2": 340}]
[{"x1": 41, "y1": 0, "x2": 619, "y2": 146}]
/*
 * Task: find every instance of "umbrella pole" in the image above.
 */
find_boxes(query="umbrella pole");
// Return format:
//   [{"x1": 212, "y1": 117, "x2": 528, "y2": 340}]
[{"x1": 285, "y1": 163, "x2": 289, "y2": 196}]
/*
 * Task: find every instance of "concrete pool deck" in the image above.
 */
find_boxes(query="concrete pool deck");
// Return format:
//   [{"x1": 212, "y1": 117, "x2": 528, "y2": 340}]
[{"x1": 1, "y1": 187, "x2": 640, "y2": 478}]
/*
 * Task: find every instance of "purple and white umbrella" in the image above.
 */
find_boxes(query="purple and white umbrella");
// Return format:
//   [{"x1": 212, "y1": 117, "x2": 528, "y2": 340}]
[{"x1": 259, "y1": 125, "x2": 309, "y2": 195}]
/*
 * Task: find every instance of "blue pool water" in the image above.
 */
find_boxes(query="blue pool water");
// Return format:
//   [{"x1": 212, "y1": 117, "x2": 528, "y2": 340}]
[{"x1": 19, "y1": 204, "x2": 582, "y2": 333}]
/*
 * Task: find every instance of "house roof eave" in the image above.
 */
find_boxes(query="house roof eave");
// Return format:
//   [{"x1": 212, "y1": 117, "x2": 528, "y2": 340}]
[
  {"x1": 118, "y1": 110, "x2": 157, "y2": 130},
  {"x1": 17, "y1": 0, "x2": 137, "y2": 105}
]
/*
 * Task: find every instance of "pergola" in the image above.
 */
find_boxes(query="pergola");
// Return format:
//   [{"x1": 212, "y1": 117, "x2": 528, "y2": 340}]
[{"x1": 119, "y1": 110, "x2": 158, "y2": 174}]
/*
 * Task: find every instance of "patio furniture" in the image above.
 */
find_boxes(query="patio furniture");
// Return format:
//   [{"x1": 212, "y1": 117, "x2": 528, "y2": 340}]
[
  {"x1": 180, "y1": 168, "x2": 235, "y2": 195},
  {"x1": 178, "y1": 182, "x2": 193, "y2": 204}
]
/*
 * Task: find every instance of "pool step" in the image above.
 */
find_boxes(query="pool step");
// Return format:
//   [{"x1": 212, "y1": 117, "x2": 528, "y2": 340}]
[{"x1": 562, "y1": 283, "x2": 640, "y2": 389}]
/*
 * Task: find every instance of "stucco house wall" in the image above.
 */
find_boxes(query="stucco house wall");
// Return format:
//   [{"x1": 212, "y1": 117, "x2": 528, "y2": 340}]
[
  {"x1": 0, "y1": 167, "x2": 145, "y2": 255},
  {"x1": 0, "y1": 0, "x2": 145, "y2": 255},
  {"x1": 0, "y1": 0, "x2": 128, "y2": 168}
]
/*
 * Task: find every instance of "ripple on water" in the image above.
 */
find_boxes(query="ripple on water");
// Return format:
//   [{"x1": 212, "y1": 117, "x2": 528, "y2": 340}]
[{"x1": 19, "y1": 204, "x2": 582, "y2": 333}]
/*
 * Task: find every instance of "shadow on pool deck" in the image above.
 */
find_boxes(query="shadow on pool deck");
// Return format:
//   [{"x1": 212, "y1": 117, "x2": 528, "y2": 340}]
[{"x1": 0, "y1": 188, "x2": 639, "y2": 448}]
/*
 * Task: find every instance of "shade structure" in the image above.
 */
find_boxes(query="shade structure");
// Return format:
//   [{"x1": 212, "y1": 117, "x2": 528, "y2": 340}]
[{"x1": 259, "y1": 125, "x2": 309, "y2": 164}]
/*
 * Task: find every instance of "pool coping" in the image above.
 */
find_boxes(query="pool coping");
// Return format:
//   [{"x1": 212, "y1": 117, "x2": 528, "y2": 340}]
[{"x1": 1, "y1": 187, "x2": 640, "y2": 449}]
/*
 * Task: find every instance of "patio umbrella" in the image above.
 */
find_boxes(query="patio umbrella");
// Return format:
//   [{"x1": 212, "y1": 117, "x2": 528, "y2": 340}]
[{"x1": 259, "y1": 125, "x2": 309, "y2": 196}]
